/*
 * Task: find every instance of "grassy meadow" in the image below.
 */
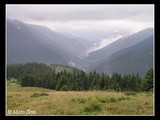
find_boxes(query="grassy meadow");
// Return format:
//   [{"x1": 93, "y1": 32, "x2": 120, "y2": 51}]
[{"x1": 6, "y1": 79, "x2": 154, "y2": 116}]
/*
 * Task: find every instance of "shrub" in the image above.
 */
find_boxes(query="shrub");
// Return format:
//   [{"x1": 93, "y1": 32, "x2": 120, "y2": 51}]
[
  {"x1": 117, "y1": 96, "x2": 130, "y2": 101},
  {"x1": 70, "y1": 98, "x2": 76, "y2": 102},
  {"x1": 83, "y1": 101, "x2": 102, "y2": 112},
  {"x1": 78, "y1": 98, "x2": 86, "y2": 103},
  {"x1": 144, "y1": 101, "x2": 148, "y2": 105},
  {"x1": 107, "y1": 97, "x2": 117, "y2": 103},
  {"x1": 124, "y1": 92, "x2": 137, "y2": 96},
  {"x1": 70, "y1": 97, "x2": 86, "y2": 104},
  {"x1": 98, "y1": 98, "x2": 107, "y2": 103},
  {"x1": 97, "y1": 96, "x2": 124, "y2": 103},
  {"x1": 96, "y1": 96, "x2": 107, "y2": 103},
  {"x1": 31, "y1": 93, "x2": 49, "y2": 97}
]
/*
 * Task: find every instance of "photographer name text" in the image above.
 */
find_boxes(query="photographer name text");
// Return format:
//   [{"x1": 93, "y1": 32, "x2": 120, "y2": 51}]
[{"x1": 8, "y1": 109, "x2": 36, "y2": 115}]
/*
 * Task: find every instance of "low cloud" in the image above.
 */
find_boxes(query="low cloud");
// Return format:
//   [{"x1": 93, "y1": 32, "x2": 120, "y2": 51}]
[
  {"x1": 7, "y1": 4, "x2": 153, "y2": 22},
  {"x1": 6, "y1": 4, "x2": 154, "y2": 42},
  {"x1": 86, "y1": 34, "x2": 125, "y2": 53}
]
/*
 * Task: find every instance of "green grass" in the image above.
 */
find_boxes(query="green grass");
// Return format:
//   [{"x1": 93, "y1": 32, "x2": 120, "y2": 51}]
[
  {"x1": 6, "y1": 80, "x2": 154, "y2": 115},
  {"x1": 70, "y1": 97, "x2": 87, "y2": 104},
  {"x1": 83, "y1": 101, "x2": 102, "y2": 112}
]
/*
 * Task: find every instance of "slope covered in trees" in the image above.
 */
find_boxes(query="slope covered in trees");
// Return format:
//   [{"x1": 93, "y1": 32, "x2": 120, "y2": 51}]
[{"x1": 7, "y1": 63, "x2": 153, "y2": 92}]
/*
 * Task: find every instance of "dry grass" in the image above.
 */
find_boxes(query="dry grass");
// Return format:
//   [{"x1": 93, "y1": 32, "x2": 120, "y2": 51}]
[{"x1": 6, "y1": 80, "x2": 154, "y2": 116}]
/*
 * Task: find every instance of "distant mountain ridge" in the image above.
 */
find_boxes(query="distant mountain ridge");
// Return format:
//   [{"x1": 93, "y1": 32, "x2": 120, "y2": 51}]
[
  {"x1": 7, "y1": 19, "x2": 153, "y2": 76},
  {"x1": 27, "y1": 23, "x2": 90, "y2": 57},
  {"x1": 86, "y1": 28, "x2": 153, "y2": 63},
  {"x1": 7, "y1": 19, "x2": 89, "y2": 66},
  {"x1": 95, "y1": 34, "x2": 153, "y2": 77},
  {"x1": 7, "y1": 19, "x2": 66, "y2": 64}
]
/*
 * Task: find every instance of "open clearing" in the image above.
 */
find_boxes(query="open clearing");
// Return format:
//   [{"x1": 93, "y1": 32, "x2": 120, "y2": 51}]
[{"x1": 6, "y1": 80, "x2": 154, "y2": 115}]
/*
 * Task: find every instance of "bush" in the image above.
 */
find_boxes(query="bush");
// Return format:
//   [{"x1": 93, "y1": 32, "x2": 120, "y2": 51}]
[
  {"x1": 107, "y1": 97, "x2": 117, "y2": 103},
  {"x1": 144, "y1": 101, "x2": 148, "y2": 105},
  {"x1": 96, "y1": 96, "x2": 127, "y2": 103},
  {"x1": 124, "y1": 92, "x2": 137, "y2": 96},
  {"x1": 31, "y1": 93, "x2": 49, "y2": 97},
  {"x1": 98, "y1": 98, "x2": 107, "y2": 103},
  {"x1": 70, "y1": 97, "x2": 86, "y2": 104},
  {"x1": 96, "y1": 96, "x2": 107, "y2": 103},
  {"x1": 83, "y1": 101, "x2": 102, "y2": 112},
  {"x1": 117, "y1": 96, "x2": 130, "y2": 101},
  {"x1": 78, "y1": 98, "x2": 86, "y2": 103}
]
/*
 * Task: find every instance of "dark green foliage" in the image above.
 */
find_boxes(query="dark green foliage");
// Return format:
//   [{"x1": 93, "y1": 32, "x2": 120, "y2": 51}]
[
  {"x1": 42, "y1": 71, "x2": 56, "y2": 89},
  {"x1": 56, "y1": 75, "x2": 68, "y2": 91},
  {"x1": 60, "y1": 85, "x2": 69, "y2": 91},
  {"x1": 7, "y1": 62, "x2": 153, "y2": 92},
  {"x1": 7, "y1": 63, "x2": 25, "y2": 81},
  {"x1": 21, "y1": 74, "x2": 36, "y2": 87},
  {"x1": 141, "y1": 68, "x2": 153, "y2": 91}
]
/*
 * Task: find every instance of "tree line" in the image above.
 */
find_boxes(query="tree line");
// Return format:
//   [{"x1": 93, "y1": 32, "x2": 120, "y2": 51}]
[{"x1": 7, "y1": 62, "x2": 153, "y2": 92}]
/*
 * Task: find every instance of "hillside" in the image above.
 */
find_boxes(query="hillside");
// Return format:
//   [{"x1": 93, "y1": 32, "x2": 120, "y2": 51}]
[
  {"x1": 7, "y1": 19, "x2": 66, "y2": 64},
  {"x1": 27, "y1": 24, "x2": 90, "y2": 57},
  {"x1": 84, "y1": 28, "x2": 153, "y2": 76},
  {"x1": 86, "y1": 28, "x2": 153, "y2": 63},
  {"x1": 95, "y1": 34, "x2": 153, "y2": 77},
  {"x1": 7, "y1": 19, "x2": 87, "y2": 67}
]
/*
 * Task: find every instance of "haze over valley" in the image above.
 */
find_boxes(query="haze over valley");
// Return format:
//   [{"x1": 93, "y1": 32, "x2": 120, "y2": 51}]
[{"x1": 7, "y1": 5, "x2": 154, "y2": 77}]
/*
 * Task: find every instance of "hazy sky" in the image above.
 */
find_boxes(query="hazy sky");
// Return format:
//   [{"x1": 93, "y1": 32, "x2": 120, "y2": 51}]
[{"x1": 6, "y1": 4, "x2": 154, "y2": 44}]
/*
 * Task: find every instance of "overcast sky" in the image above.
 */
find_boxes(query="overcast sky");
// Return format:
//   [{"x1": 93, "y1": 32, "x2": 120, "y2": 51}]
[{"x1": 6, "y1": 4, "x2": 154, "y2": 44}]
